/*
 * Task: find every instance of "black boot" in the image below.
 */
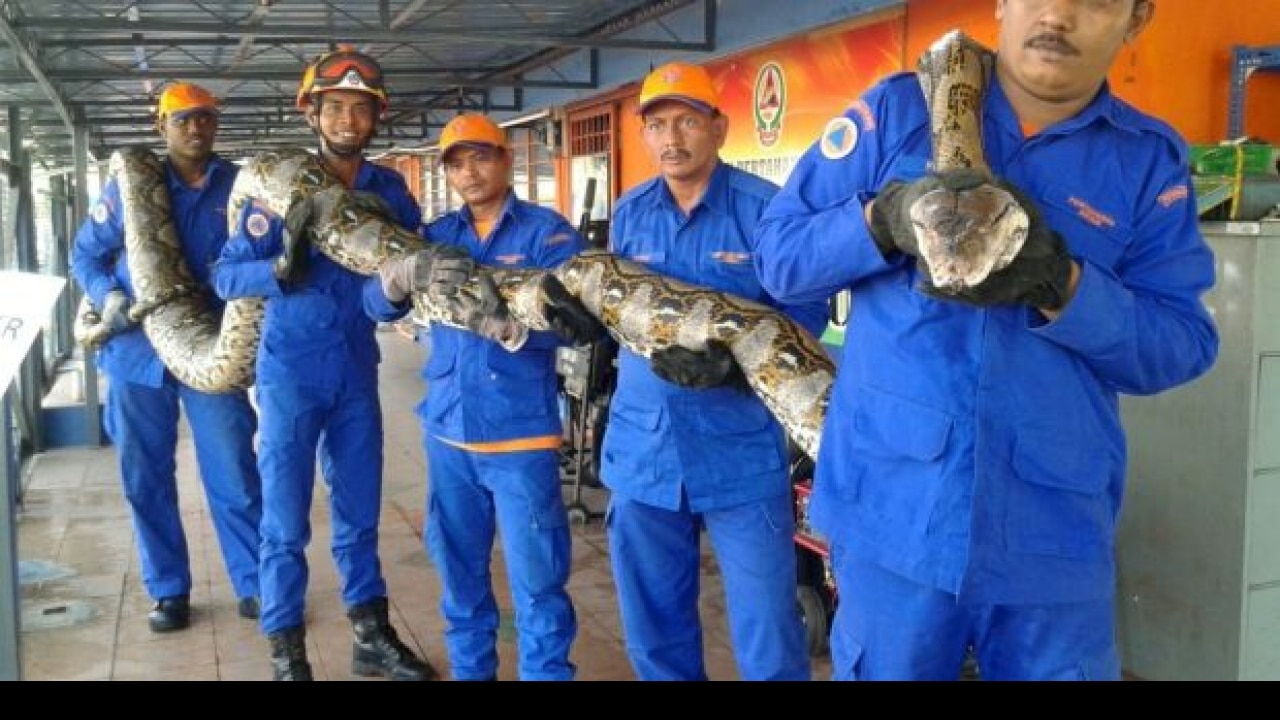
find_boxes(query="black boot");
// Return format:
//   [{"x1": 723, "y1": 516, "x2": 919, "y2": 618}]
[
  {"x1": 268, "y1": 626, "x2": 314, "y2": 681},
  {"x1": 348, "y1": 597, "x2": 437, "y2": 681}
]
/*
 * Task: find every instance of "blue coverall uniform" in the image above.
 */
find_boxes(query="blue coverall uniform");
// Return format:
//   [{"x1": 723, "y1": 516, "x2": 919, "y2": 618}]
[
  {"x1": 603, "y1": 162, "x2": 828, "y2": 680},
  {"x1": 212, "y1": 161, "x2": 421, "y2": 635},
  {"x1": 70, "y1": 156, "x2": 262, "y2": 605},
  {"x1": 367, "y1": 191, "x2": 583, "y2": 681},
  {"x1": 754, "y1": 72, "x2": 1219, "y2": 680}
]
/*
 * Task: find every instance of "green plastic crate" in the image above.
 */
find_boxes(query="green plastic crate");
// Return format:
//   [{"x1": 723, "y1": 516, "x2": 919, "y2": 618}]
[{"x1": 1190, "y1": 144, "x2": 1275, "y2": 176}]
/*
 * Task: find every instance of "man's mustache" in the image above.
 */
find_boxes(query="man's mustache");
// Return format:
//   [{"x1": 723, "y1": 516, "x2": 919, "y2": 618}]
[
  {"x1": 661, "y1": 149, "x2": 691, "y2": 162},
  {"x1": 1026, "y1": 34, "x2": 1079, "y2": 56}
]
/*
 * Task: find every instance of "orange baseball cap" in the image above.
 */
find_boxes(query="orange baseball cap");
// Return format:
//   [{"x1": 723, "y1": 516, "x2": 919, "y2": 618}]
[
  {"x1": 438, "y1": 113, "x2": 509, "y2": 160},
  {"x1": 157, "y1": 82, "x2": 220, "y2": 121},
  {"x1": 637, "y1": 62, "x2": 720, "y2": 115}
]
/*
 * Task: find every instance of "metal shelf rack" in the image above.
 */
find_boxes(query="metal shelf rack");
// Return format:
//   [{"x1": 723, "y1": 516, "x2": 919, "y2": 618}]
[{"x1": 1229, "y1": 44, "x2": 1280, "y2": 139}]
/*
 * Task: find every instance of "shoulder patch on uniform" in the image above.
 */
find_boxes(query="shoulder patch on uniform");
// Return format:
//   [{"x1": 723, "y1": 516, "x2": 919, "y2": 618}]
[
  {"x1": 820, "y1": 117, "x2": 859, "y2": 160},
  {"x1": 546, "y1": 232, "x2": 573, "y2": 247},
  {"x1": 711, "y1": 250, "x2": 751, "y2": 265},
  {"x1": 1157, "y1": 184, "x2": 1190, "y2": 208},
  {"x1": 91, "y1": 202, "x2": 109, "y2": 225},
  {"x1": 246, "y1": 212, "x2": 271, "y2": 239}
]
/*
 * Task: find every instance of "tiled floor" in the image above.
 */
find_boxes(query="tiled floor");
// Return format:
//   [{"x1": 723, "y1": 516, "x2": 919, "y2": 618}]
[{"x1": 15, "y1": 327, "x2": 830, "y2": 681}]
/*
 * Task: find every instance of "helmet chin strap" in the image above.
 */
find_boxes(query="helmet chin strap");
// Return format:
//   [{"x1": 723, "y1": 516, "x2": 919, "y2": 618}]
[{"x1": 315, "y1": 125, "x2": 372, "y2": 158}]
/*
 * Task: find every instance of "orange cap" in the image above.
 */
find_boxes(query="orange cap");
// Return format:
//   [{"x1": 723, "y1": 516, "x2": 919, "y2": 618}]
[
  {"x1": 637, "y1": 62, "x2": 719, "y2": 114},
  {"x1": 438, "y1": 113, "x2": 509, "y2": 160},
  {"x1": 158, "y1": 82, "x2": 220, "y2": 120}
]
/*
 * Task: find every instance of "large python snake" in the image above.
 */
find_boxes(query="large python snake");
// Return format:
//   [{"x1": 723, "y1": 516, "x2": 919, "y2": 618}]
[
  {"x1": 73, "y1": 31, "x2": 997, "y2": 461},
  {"x1": 909, "y1": 30, "x2": 1029, "y2": 291},
  {"x1": 74, "y1": 148, "x2": 264, "y2": 392}
]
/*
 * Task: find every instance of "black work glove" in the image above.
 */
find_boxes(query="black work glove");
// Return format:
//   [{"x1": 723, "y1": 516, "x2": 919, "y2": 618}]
[
  {"x1": 349, "y1": 190, "x2": 396, "y2": 222},
  {"x1": 273, "y1": 195, "x2": 314, "y2": 288},
  {"x1": 926, "y1": 181, "x2": 1075, "y2": 311},
  {"x1": 867, "y1": 168, "x2": 988, "y2": 261},
  {"x1": 99, "y1": 289, "x2": 134, "y2": 332},
  {"x1": 650, "y1": 340, "x2": 750, "y2": 391},
  {"x1": 540, "y1": 274, "x2": 605, "y2": 346}
]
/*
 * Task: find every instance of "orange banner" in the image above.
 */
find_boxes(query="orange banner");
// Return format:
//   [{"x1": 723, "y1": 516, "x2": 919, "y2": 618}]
[{"x1": 706, "y1": 12, "x2": 905, "y2": 184}]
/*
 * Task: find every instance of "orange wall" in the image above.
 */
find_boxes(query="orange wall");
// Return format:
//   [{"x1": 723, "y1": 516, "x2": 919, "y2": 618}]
[
  {"x1": 618, "y1": 95, "x2": 650, "y2": 198},
  {"x1": 599, "y1": 0, "x2": 1277, "y2": 211},
  {"x1": 906, "y1": 0, "x2": 1280, "y2": 144}
]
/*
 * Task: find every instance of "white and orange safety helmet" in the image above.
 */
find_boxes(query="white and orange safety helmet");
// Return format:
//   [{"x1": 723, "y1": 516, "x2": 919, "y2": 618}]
[{"x1": 296, "y1": 46, "x2": 389, "y2": 114}]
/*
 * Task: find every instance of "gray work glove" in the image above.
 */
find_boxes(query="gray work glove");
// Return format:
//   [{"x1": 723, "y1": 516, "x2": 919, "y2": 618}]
[
  {"x1": 650, "y1": 340, "x2": 750, "y2": 391},
  {"x1": 927, "y1": 185, "x2": 1074, "y2": 311},
  {"x1": 443, "y1": 272, "x2": 528, "y2": 350},
  {"x1": 540, "y1": 274, "x2": 605, "y2": 346},
  {"x1": 272, "y1": 195, "x2": 315, "y2": 289},
  {"x1": 378, "y1": 244, "x2": 475, "y2": 304},
  {"x1": 99, "y1": 289, "x2": 134, "y2": 332}
]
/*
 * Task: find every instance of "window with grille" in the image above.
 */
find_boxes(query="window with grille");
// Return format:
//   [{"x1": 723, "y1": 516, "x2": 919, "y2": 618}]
[
  {"x1": 509, "y1": 126, "x2": 558, "y2": 211},
  {"x1": 420, "y1": 152, "x2": 459, "y2": 222},
  {"x1": 567, "y1": 107, "x2": 613, "y2": 223}
]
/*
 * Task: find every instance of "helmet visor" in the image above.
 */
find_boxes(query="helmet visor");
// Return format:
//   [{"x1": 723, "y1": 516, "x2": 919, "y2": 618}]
[{"x1": 311, "y1": 51, "x2": 384, "y2": 93}]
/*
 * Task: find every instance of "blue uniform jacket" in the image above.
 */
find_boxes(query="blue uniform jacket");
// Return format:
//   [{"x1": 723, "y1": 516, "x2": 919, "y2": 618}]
[
  {"x1": 71, "y1": 156, "x2": 238, "y2": 387},
  {"x1": 754, "y1": 72, "x2": 1219, "y2": 604},
  {"x1": 603, "y1": 162, "x2": 829, "y2": 514},
  {"x1": 212, "y1": 161, "x2": 421, "y2": 389},
  {"x1": 367, "y1": 191, "x2": 588, "y2": 443}
]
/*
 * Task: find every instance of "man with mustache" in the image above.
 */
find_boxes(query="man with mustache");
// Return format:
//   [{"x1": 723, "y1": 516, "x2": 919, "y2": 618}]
[
  {"x1": 600, "y1": 63, "x2": 828, "y2": 680},
  {"x1": 71, "y1": 82, "x2": 263, "y2": 634},
  {"x1": 754, "y1": 0, "x2": 1217, "y2": 680},
  {"x1": 213, "y1": 47, "x2": 436, "y2": 681},
  {"x1": 367, "y1": 112, "x2": 602, "y2": 680}
]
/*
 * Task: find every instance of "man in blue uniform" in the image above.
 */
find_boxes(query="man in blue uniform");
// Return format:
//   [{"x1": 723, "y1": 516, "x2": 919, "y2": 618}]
[
  {"x1": 754, "y1": 0, "x2": 1218, "y2": 680},
  {"x1": 212, "y1": 48, "x2": 434, "y2": 682},
  {"x1": 601, "y1": 63, "x2": 827, "y2": 681},
  {"x1": 71, "y1": 82, "x2": 262, "y2": 633},
  {"x1": 368, "y1": 113, "x2": 602, "y2": 681}
]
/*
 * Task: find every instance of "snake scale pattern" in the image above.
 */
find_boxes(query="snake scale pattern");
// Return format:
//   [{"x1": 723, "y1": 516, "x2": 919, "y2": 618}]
[
  {"x1": 73, "y1": 31, "x2": 999, "y2": 460},
  {"x1": 910, "y1": 30, "x2": 1029, "y2": 291},
  {"x1": 74, "y1": 147, "x2": 264, "y2": 392}
]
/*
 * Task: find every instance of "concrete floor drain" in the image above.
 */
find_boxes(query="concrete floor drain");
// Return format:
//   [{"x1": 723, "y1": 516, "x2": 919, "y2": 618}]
[{"x1": 21, "y1": 600, "x2": 98, "y2": 630}]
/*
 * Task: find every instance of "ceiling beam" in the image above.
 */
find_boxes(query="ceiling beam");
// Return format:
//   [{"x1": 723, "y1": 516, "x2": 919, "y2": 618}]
[
  {"x1": 0, "y1": 67, "x2": 596, "y2": 89},
  {"x1": 12, "y1": 18, "x2": 707, "y2": 52},
  {"x1": 0, "y1": 13, "x2": 75, "y2": 132}
]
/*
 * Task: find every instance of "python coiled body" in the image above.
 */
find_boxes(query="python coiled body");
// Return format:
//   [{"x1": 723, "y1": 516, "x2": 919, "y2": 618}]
[
  {"x1": 222, "y1": 149, "x2": 839, "y2": 457},
  {"x1": 503, "y1": 251, "x2": 836, "y2": 459},
  {"x1": 73, "y1": 31, "x2": 1002, "y2": 460},
  {"x1": 74, "y1": 147, "x2": 263, "y2": 392},
  {"x1": 74, "y1": 147, "x2": 837, "y2": 458}
]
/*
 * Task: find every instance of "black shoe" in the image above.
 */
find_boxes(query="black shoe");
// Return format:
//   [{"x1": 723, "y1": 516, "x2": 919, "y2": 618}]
[
  {"x1": 348, "y1": 598, "x2": 438, "y2": 681},
  {"x1": 268, "y1": 626, "x2": 313, "y2": 681},
  {"x1": 237, "y1": 597, "x2": 260, "y2": 620},
  {"x1": 148, "y1": 595, "x2": 191, "y2": 633}
]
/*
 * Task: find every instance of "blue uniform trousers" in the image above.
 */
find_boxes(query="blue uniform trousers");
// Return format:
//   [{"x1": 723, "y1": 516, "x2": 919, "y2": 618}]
[
  {"x1": 424, "y1": 439, "x2": 576, "y2": 680},
  {"x1": 828, "y1": 548, "x2": 1120, "y2": 681},
  {"x1": 606, "y1": 493, "x2": 809, "y2": 681},
  {"x1": 104, "y1": 377, "x2": 261, "y2": 601},
  {"x1": 256, "y1": 379, "x2": 387, "y2": 634}
]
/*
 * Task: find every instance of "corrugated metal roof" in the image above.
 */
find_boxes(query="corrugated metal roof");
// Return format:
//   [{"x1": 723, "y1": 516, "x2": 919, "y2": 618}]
[{"x1": 0, "y1": 0, "x2": 701, "y2": 167}]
